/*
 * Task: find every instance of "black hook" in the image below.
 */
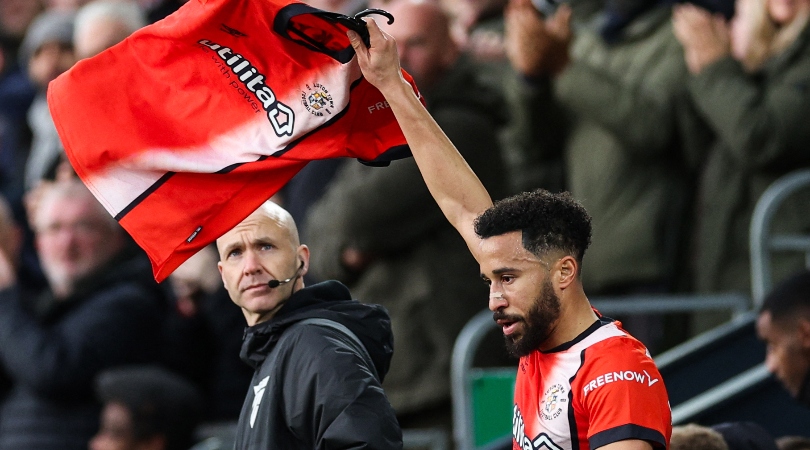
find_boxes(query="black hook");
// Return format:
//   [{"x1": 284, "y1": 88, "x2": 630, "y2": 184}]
[
  {"x1": 331, "y1": 8, "x2": 395, "y2": 47},
  {"x1": 353, "y1": 8, "x2": 395, "y2": 25}
]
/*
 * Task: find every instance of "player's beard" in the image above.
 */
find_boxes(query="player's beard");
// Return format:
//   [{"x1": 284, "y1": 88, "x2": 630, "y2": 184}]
[{"x1": 502, "y1": 278, "x2": 561, "y2": 358}]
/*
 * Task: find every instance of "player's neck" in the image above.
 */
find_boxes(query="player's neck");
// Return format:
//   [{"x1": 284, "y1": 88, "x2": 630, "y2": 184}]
[{"x1": 540, "y1": 289, "x2": 598, "y2": 351}]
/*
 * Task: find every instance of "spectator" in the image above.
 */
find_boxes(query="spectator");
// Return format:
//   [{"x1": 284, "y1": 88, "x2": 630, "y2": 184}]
[
  {"x1": 306, "y1": 0, "x2": 507, "y2": 430},
  {"x1": 506, "y1": 0, "x2": 690, "y2": 293},
  {"x1": 0, "y1": 33, "x2": 35, "y2": 204},
  {"x1": 215, "y1": 200, "x2": 401, "y2": 448},
  {"x1": 0, "y1": 0, "x2": 43, "y2": 60},
  {"x1": 90, "y1": 366, "x2": 204, "y2": 450},
  {"x1": 24, "y1": 0, "x2": 147, "y2": 205},
  {"x1": 73, "y1": 0, "x2": 146, "y2": 60},
  {"x1": 447, "y1": 0, "x2": 599, "y2": 195},
  {"x1": 0, "y1": 180, "x2": 167, "y2": 450},
  {"x1": 671, "y1": 424, "x2": 729, "y2": 450},
  {"x1": 164, "y1": 245, "x2": 253, "y2": 422},
  {"x1": 673, "y1": 0, "x2": 810, "y2": 299},
  {"x1": 756, "y1": 270, "x2": 810, "y2": 406},
  {"x1": 0, "y1": 195, "x2": 23, "y2": 420},
  {"x1": 19, "y1": 10, "x2": 75, "y2": 191},
  {"x1": 711, "y1": 422, "x2": 778, "y2": 450},
  {"x1": 504, "y1": 0, "x2": 691, "y2": 348}
]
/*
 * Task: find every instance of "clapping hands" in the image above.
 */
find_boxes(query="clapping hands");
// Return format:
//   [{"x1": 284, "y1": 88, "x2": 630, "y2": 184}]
[{"x1": 673, "y1": 3, "x2": 731, "y2": 74}]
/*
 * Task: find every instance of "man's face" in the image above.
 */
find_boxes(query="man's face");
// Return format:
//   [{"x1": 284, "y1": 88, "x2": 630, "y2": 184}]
[
  {"x1": 757, "y1": 311, "x2": 810, "y2": 397},
  {"x1": 89, "y1": 402, "x2": 138, "y2": 450},
  {"x1": 28, "y1": 41, "x2": 75, "y2": 88},
  {"x1": 385, "y1": 2, "x2": 455, "y2": 90},
  {"x1": 35, "y1": 193, "x2": 122, "y2": 297},
  {"x1": 217, "y1": 207, "x2": 307, "y2": 326},
  {"x1": 479, "y1": 231, "x2": 562, "y2": 357}
]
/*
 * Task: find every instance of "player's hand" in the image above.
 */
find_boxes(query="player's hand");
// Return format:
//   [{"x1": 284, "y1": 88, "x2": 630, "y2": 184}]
[{"x1": 347, "y1": 17, "x2": 407, "y2": 94}]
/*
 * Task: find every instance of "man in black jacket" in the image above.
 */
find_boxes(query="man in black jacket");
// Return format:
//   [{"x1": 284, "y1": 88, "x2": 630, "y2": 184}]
[
  {"x1": 0, "y1": 180, "x2": 167, "y2": 450},
  {"x1": 216, "y1": 200, "x2": 401, "y2": 449}
]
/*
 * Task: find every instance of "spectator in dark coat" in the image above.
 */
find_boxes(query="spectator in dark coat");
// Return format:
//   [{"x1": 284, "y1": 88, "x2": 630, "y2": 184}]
[
  {"x1": 673, "y1": 0, "x2": 810, "y2": 297},
  {"x1": 0, "y1": 43, "x2": 35, "y2": 204},
  {"x1": 0, "y1": 180, "x2": 167, "y2": 450},
  {"x1": 18, "y1": 10, "x2": 75, "y2": 191}
]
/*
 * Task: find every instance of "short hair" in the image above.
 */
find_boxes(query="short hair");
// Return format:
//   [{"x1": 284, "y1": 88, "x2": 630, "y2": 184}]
[
  {"x1": 670, "y1": 424, "x2": 729, "y2": 450},
  {"x1": 96, "y1": 366, "x2": 203, "y2": 450},
  {"x1": 759, "y1": 271, "x2": 810, "y2": 322},
  {"x1": 74, "y1": 0, "x2": 146, "y2": 40},
  {"x1": 474, "y1": 189, "x2": 592, "y2": 265}
]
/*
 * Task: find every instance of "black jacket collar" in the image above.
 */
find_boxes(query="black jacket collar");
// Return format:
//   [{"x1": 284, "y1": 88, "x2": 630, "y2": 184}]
[{"x1": 240, "y1": 281, "x2": 394, "y2": 381}]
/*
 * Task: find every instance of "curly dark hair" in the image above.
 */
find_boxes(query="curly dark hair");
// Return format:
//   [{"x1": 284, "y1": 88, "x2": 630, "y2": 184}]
[{"x1": 473, "y1": 189, "x2": 592, "y2": 266}]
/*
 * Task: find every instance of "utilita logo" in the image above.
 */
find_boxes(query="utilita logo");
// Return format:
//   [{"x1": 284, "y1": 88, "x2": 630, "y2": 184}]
[
  {"x1": 198, "y1": 39, "x2": 295, "y2": 137},
  {"x1": 512, "y1": 405, "x2": 563, "y2": 450}
]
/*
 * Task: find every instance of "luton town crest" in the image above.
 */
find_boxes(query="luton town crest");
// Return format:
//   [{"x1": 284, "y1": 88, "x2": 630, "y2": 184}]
[
  {"x1": 541, "y1": 384, "x2": 567, "y2": 421},
  {"x1": 301, "y1": 82, "x2": 334, "y2": 117}
]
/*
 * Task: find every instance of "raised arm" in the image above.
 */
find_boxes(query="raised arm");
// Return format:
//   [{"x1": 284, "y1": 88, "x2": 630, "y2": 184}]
[{"x1": 347, "y1": 20, "x2": 493, "y2": 260}]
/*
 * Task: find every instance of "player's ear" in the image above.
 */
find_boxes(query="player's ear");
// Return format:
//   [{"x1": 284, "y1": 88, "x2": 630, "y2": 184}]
[{"x1": 556, "y1": 256, "x2": 577, "y2": 290}]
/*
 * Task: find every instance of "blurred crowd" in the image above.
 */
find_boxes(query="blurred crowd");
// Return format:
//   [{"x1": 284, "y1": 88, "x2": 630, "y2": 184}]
[{"x1": 0, "y1": 0, "x2": 809, "y2": 447}]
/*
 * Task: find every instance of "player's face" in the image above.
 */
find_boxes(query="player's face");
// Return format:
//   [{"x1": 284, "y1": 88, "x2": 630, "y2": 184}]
[
  {"x1": 757, "y1": 311, "x2": 810, "y2": 397},
  {"x1": 479, "y1": 231, "x2": 562, "y2": 357},
  {"x1": 217, "y1": 210, "x2": 306, "y2": 326}
]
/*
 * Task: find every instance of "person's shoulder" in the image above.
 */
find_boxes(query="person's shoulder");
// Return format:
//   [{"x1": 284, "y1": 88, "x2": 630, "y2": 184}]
[
  {"x1": 281, "y1": 319, "x2": 359, "y2": 353},
  {"x1": 275, "y1": 319, "x2": 379, "y2": 381},
  {"x1": 577, "y1": 323, "x2": 659, "y2": 376}
]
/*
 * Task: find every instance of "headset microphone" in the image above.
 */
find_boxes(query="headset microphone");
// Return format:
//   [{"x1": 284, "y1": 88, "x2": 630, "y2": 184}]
[{"x1": 267, "y1": 262, "x2": 304, "y2": 288}]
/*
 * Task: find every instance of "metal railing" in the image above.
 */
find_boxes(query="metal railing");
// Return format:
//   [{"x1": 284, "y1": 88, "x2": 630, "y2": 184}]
[{"x1": 750, "y1": 168, "x2": 810, "y2": 305}]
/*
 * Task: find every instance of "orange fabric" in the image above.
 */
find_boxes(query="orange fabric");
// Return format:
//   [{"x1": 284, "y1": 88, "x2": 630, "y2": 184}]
[{"x1": 48, "y1": 0, "x2": 420, "y2": 281}]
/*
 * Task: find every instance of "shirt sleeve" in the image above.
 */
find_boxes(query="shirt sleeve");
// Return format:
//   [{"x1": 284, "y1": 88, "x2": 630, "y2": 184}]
[
  {"x1": 574, "y1": 337, "x2": 671, "y2": 449},
  {"x1": 345, "y1": 71, "x2": 421, "y2": 165}
]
